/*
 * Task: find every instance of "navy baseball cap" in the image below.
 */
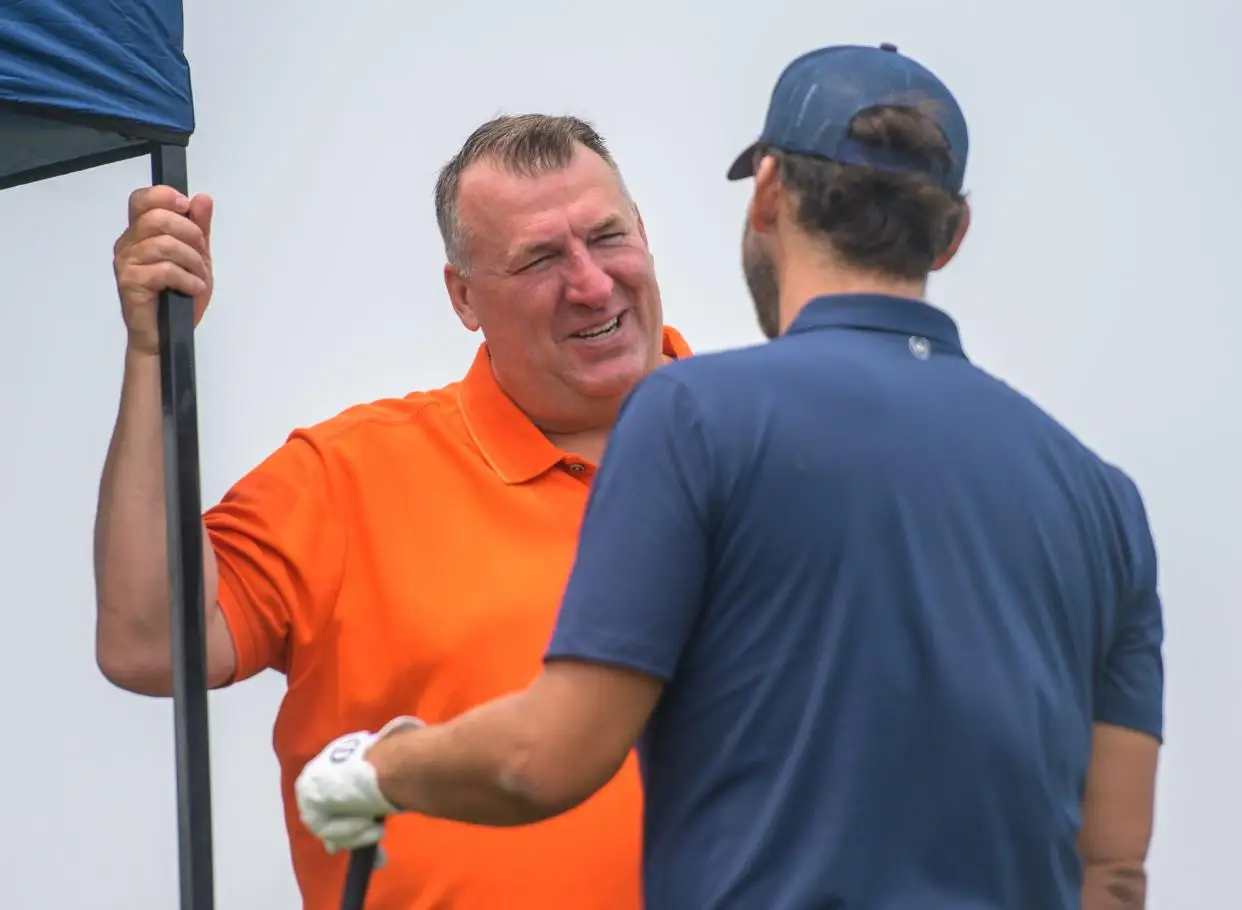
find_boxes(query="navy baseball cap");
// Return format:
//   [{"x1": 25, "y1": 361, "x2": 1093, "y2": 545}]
[{"x1": 727, "y1": 43, "x2": 969, "y2": 193}]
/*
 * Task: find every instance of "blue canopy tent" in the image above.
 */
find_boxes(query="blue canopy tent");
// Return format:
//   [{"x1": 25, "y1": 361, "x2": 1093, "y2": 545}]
[
  {"x1": 0, "y1": 5, "x2": 373, "y2": 909},
  {"x1": 0, "y1": 3, "x2": 214, "y2": 909}
]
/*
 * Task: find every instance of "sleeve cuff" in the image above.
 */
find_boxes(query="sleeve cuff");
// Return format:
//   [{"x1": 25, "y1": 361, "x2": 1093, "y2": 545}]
[
  {"x1": 1093, "y1": 706, "x2": 1164, "y2": 744},
  {"x1": 213, "y1": 563, "x2": 267, "y2": 683},
  {"x1": 544, "y1": 640, "x2": 676, "y2": 682}
]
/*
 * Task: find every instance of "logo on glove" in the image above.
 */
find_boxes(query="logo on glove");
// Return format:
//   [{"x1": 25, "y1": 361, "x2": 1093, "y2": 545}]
[{"x1": 328, "y1": 735, "x2": 366, "y2": 764}]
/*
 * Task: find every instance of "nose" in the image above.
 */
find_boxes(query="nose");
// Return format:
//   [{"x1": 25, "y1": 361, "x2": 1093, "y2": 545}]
[{"x1": 562, "y1": 244, "x2": 614, "y2": 307}]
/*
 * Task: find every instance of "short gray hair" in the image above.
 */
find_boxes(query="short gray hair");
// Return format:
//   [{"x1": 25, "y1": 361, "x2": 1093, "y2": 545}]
[{"x1": 433, "y1": 113, "x2": 629, "y2": 276}]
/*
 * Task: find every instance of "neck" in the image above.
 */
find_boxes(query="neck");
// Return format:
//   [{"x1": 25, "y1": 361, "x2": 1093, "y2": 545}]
[
  {"x1": 776, "y1": 251, "x2": 927, "y2": 336},
  {"x1": 525, "y1": 399, "x2": 618, "y2": 462},
  {"x1": 525, "y1": 350, "x2": 674, "y2": 465},
  {"x1": 545, "y1": 426, "x2": 611, "y2": 464}
]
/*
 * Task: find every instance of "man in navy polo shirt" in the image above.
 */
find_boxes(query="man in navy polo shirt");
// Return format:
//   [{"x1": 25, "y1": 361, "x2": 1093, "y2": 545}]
[{"x1": 296, "y1": 43, "x2": 1164, "y2": 910}]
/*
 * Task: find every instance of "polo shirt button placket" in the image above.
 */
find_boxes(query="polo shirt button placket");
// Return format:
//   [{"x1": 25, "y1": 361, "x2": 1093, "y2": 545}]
[{"x1": 564, "y1": 461, "x2": 597, "y2": 483}]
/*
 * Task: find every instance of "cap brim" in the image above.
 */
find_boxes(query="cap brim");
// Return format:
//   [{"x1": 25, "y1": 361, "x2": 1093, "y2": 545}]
[{"x1": 726, "y1": 142, "x2": 759, "y2": 181}]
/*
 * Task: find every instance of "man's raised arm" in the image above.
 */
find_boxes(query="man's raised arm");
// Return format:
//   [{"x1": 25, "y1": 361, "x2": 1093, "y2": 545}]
[{"x1": 93, "y1": 186, "x2": 236, "y2": 696}]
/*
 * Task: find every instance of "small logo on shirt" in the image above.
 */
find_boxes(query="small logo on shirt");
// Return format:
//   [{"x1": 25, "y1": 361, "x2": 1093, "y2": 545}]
[{"x1": 908, "y1": 336, "x2": 932, "y2": 360}]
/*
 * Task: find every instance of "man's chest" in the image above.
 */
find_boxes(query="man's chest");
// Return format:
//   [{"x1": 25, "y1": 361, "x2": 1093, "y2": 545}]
[{"x1": 316, "y1": 471, "x2": 593, "y2": 722}]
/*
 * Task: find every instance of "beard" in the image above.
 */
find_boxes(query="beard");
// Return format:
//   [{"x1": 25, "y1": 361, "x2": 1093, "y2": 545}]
[{"x1": 741, "y1": 223, "x2": 781, "y2": 340}]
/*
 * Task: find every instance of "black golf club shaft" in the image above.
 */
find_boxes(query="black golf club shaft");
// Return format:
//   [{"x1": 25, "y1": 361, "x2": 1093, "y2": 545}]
[{"x1": 340, "y1": 845, "x2": 378, "y2": 910}]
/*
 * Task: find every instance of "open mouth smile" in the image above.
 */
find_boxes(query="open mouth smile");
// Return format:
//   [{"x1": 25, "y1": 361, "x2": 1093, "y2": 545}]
[{"x1": 570, "y1": 314, "x2": 622, "y2": 340}]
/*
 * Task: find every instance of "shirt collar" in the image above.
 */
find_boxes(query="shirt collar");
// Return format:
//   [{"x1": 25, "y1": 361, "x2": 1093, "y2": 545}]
[
  {"x1": 785, "y1": 293, "x2": 966, "y2": 358},
  {"x1": 458, "y1": 325, "x2": 694, "y2": 484}
]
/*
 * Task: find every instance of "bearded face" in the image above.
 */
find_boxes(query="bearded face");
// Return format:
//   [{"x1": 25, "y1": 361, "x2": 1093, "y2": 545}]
[{"x1": 742, "y1": 220, "x2": 782, "y2": 340}]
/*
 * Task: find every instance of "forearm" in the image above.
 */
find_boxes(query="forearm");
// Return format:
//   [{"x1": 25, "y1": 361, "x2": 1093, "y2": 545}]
[
  {"x1": 93, "y1": 348, "x2": 219, "y2": 685},
  {"x1": 368, "y1": 693, "x2": 555, "y2": 827},
  {"x1": 1082, "y1": 862, "x2": 1147, "y2": 910}
]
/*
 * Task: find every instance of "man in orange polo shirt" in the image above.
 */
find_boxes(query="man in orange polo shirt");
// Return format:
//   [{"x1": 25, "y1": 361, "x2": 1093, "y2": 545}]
[{"x1": 93, "y1": 113, "x2": 692, "y2": 909}]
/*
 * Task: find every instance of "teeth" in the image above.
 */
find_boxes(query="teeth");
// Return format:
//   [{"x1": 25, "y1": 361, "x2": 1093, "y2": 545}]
[{"x1": 573, "y1": 316, "x2": 620, "y2": 339}]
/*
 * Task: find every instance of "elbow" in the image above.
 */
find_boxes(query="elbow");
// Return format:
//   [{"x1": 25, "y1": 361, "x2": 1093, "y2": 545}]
[
  {"x1": 497, "y1": 748, "x2": 598, "y2": 825},
  {"x1": 95, "y1": 601, "x2": 235, "y2": 696},
  {"x1": 1082, "y1": 860, "x2": 1147, "y2": 910},
  {"x1": 495, "y1": 769, "x2": 567, "y2": 825},
  {"x1": 95, "y1": 639, "x2": 173, "y2": 697}
]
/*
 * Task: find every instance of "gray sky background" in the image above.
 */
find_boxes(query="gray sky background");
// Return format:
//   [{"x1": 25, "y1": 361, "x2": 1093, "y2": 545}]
[{"x1": 1, "y1": 0, "x2": 1236, "y2": 906}]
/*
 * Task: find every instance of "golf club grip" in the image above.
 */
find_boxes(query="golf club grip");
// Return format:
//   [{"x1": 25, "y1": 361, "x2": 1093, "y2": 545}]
[{"x1": 340, "y1": 844, "x2": 378, "y2": 910}]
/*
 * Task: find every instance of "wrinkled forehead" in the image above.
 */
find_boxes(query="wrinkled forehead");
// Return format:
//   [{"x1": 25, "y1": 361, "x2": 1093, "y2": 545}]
[{"x1": 458, "y1": 154, "x2": 632, "y2": 262}]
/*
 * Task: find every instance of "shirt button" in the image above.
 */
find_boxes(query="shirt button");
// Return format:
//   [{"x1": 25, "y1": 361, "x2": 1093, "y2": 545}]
[
  {"x1": 567, "y1": 462, "x2": 586, "y2": 473},
  {"x1": 908, "y1": 336, "x2": 931, "y2": 360}
]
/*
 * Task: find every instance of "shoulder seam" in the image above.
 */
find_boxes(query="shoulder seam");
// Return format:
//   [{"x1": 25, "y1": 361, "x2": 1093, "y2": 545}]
[{"x1": 290, "y1": 393, "x2": 457, "y2": 448}]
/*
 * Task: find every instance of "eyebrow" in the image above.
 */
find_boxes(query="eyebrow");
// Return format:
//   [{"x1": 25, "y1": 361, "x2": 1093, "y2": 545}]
[{"x1": 510, "y1": 214, "x2": 627, "y2": 266}]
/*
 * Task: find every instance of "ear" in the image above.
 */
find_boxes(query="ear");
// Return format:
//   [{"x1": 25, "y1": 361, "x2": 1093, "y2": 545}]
[
  {"x1": 747, "y1": 154, "x2": 782, "y2": 235},
  {"x1": 444, "y1": 263, "x2": 481, "y2": 332},
  {"x1": 931, "y1": 199, "x2": 971, "y2": 271}
]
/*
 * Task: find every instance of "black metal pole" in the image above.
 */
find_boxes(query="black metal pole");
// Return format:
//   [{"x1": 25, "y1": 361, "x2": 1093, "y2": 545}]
[{"x1": 151, "y1": 142, "x2": 215, "y2": 910}]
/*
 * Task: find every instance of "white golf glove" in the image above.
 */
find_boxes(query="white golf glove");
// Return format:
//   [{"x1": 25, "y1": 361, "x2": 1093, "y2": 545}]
[{"x1": 294, "y1": 715, "x2": 424, "y2": 859}]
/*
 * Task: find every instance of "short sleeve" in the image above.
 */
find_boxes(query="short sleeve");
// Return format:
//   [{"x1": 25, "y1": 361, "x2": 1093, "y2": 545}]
[
  {"x1": 1093, "y1": 477, "x2": 1165, "y2": 741},
  {"x1": 204, "y1": 430, "x2": 346, "y2": 682},
  {"x1": 545, "y1": 370, "x2": 715, "y2": 681}
]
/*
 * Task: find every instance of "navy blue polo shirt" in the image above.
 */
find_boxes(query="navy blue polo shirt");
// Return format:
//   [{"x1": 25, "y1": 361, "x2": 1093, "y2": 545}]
[{"x1": 545, "y1": 294, "x2": 1164, "y2": 910}]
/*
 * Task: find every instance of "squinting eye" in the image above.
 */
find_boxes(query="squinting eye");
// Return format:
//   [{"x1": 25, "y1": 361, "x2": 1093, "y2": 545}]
[
  {"x1": 519, "y1": 254, "x2": 553, "y2": 272},
  {"x1": 593, "y1": 232, "x2": 626, "y2": 244}
]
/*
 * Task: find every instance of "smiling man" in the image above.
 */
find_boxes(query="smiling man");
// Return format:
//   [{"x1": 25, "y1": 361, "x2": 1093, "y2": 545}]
[
  {"x1": 95, "y1": 113, "x2": 689, "y2": 910},
  {"x1": 295, "y1": 44, "x2": 1164, "y2": 910}
]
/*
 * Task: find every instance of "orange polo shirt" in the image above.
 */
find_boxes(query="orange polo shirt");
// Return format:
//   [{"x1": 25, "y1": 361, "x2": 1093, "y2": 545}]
[{"x1": 203, "y1": 326, "x2": 692, "y2": 910}]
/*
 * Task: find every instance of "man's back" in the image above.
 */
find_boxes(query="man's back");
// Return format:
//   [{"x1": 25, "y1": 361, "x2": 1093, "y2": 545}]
[{"x1": 637, "y1": 294, "x2": 1163, "y2": 909}]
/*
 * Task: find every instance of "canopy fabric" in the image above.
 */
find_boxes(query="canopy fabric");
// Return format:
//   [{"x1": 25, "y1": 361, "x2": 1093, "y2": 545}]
[{"x1": 0, "y1": 0, "x2": 194, "y2": 189}]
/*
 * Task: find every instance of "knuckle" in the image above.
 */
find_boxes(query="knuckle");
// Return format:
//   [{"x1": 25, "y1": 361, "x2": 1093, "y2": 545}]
[
  {"x1": 155, "y1": 261, "x2": 184, "y2": 283},
  {"x1": 136, "y1": 207, "x2": 170, "y2": 234},
  {"x1": 119, "y1": 264, "x2": 154, "y2": 290},
  {"x1": 127, "y1": 188, "x2": 156, "y2": 222},
  {"x1": 145, "y1": 210, "x2": 202, "y2": 248},
  {"x1": 115, "y1": 255, "x2": 143, "y2": 285},
  {"x1": 120, "y1": 263, "x2": 179, "y2": 299},
  {"x1": 113, "y1": 226, "x2": 140, "y2": 259},
  {"x1": 135, "y1": 234, "x2": 194, "y2": 274},
  {"x1": 149, "y1": 233, "x2": 182, "y2": 258}
]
